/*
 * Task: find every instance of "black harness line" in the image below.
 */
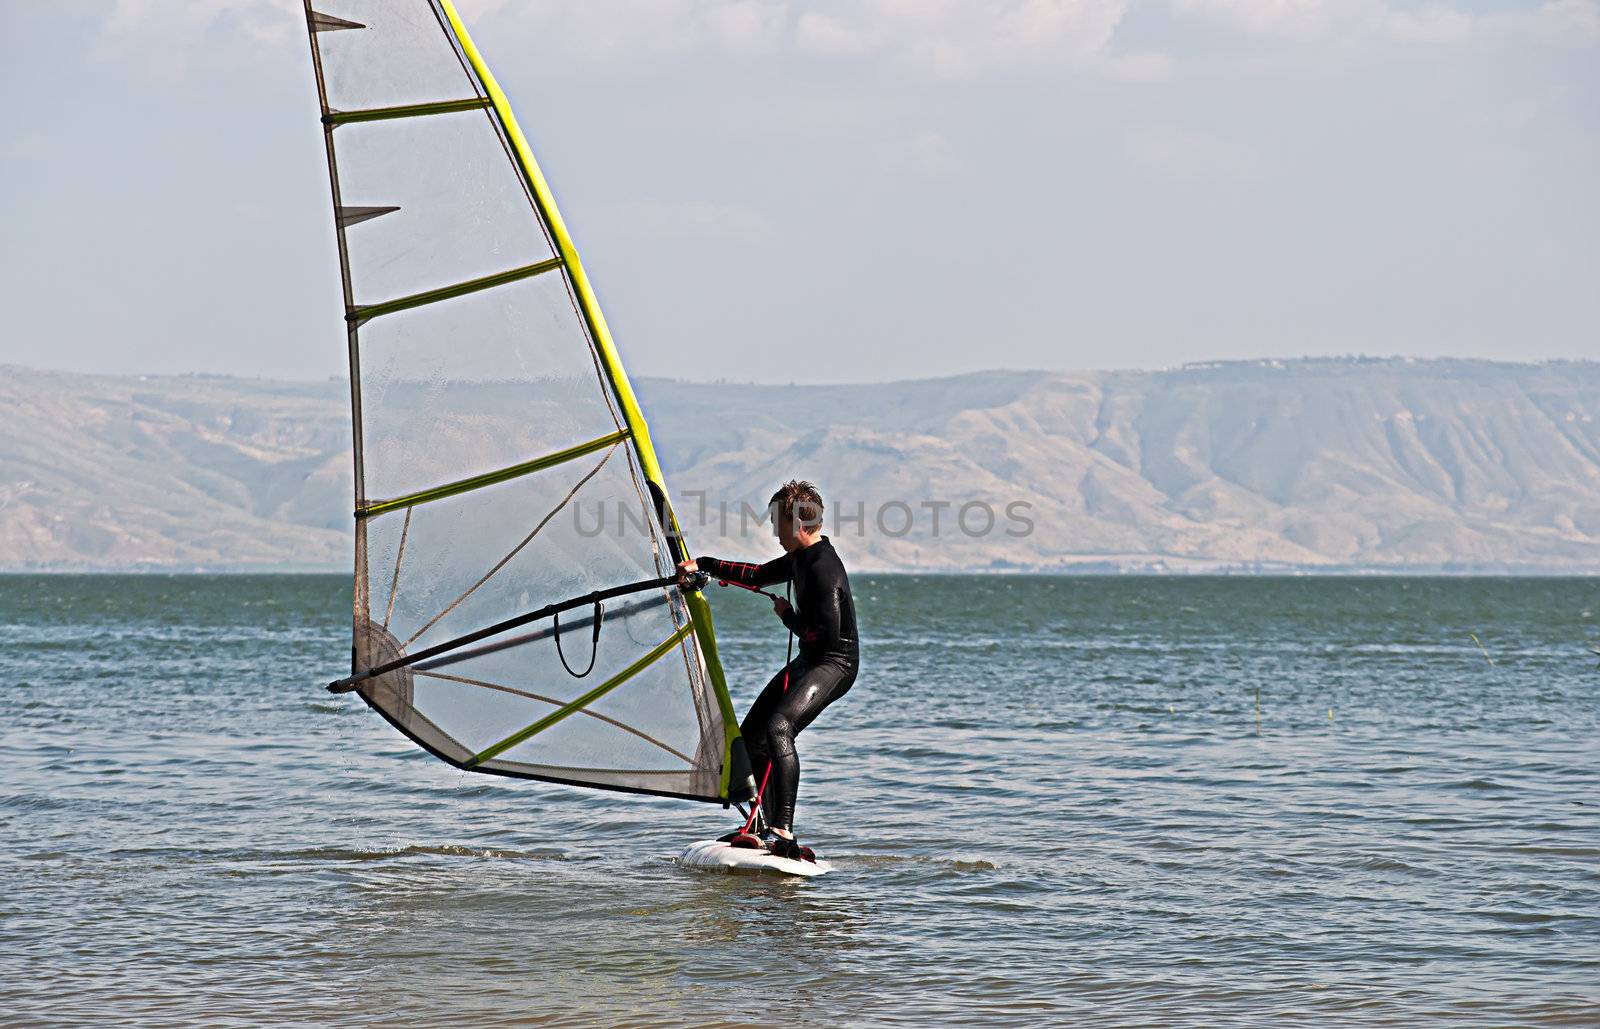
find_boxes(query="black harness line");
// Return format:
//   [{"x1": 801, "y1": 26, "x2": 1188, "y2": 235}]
[{"x1": 553, "y1": 600, "x2": 604, "y2": 678}]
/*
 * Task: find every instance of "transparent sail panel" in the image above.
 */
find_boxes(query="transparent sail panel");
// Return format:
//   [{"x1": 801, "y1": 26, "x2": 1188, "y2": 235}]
[
  {"x1": 335, "y1": 112, "x2": 554, "y2": 307},
  {"x1": 307, "y1": 0, "x2": 733, "y2": 803},
  {"x1": 367, "y1": 452, "x2": 668, "y2": 650},
  {"x1": 356, "y1": 440, "x2": 722, "y2": 797},
  {"x1": 407, "y1": 606, "x2": 709, "y2": 772},
  {"x1": 315, "y1": 1, "x2": 481, "y2": 112},
  {"x1": 357, "y1": 277, "x2": 619, "y2": 503}
]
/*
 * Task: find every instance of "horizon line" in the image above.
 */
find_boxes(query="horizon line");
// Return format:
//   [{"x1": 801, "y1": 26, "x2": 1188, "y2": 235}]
[{"x1": 4, "y1": 354, "x2": 1597, "y2": 390}]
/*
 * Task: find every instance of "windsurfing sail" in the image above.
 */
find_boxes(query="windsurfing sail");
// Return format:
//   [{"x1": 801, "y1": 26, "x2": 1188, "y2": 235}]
[{"x1": 300, "y1": 0, "x2": 754, "y2": 804}]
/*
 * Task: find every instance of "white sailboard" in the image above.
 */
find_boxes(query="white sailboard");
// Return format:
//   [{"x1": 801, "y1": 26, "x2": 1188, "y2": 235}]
[{"x1": 679, "y1": 840, "x2": 834, "y2": 878}]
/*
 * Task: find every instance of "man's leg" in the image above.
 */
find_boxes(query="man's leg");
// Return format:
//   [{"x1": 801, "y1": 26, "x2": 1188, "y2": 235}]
[
  {"x1": 763, "y1": 662, "x2": 854, "y2": 837},
  {"x1": 738, "y1": 664, "x2": 791, "y2": 830}
]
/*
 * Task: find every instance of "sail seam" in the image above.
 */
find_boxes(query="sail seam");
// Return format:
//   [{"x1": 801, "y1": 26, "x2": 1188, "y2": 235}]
[
  {"x1": 464, "y1": 623, "x2": 695, "y2": 767},
  {"x1": 323, "y1": 96, "x2": 491, "y2": 125},
  {"x1": 415, "y1": 669, "x2": 695, "y2": 765},
  {"x1": 359, "y1": 429, "x2": 629, "y2": 519},
  {"x1": 347, "y1": 256, "x2": 564, "y2": 324},
  {"x1": 402, "y1": 445, "x2": 619, "y2": 644},
  {"x1": 382, "y1": 506, "x2": 411, "y2": 630}
]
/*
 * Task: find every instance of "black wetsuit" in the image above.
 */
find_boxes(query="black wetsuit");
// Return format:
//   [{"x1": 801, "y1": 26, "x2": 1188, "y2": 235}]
[{"x1": 698, "y1": 537, "x2": 858, "y2": 832}]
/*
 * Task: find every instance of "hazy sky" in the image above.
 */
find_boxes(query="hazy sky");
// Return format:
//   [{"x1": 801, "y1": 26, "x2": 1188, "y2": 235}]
[{"x1": 2, "y1": 1, "x2": 1595, "y2": 383}]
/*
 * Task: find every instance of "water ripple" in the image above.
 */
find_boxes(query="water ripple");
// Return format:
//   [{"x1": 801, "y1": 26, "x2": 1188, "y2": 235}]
[{"x1": 2, "y1": 574, "x2": 1598, "y2": 1026}]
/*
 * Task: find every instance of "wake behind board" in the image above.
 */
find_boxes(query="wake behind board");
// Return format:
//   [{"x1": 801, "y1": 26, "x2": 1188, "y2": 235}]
[{"x1": 679, "y1": 840, "x2": 833, "y2": 878}]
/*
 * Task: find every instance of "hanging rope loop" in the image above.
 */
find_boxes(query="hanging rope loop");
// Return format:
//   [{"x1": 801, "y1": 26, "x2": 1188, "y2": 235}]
[{"x1": 554, "y1": 599, "x2": 604, "y2": 678}]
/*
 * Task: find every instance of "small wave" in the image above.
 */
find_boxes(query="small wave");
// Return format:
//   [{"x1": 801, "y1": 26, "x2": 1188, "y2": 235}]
[
  {"x1": 1505, "y1": 845, "x2": 1600, "y2": 859},
  {"x1": 1354, "y1": 856, "x2": 1414, "y2": 871},
  {"x1": 301, "y1": 843, "x2": 557, "y2": 862},
  {"x1": 1476, "y1": 909, "x2": 1566, "y2": 926},
  {"x1": 1448, "y1": 778, "x2": 1509, "y2": 791},
  {"x1": 0, "y1": 794, "x2": 74, "y2": 813},
  {"x1": 837, "y1": 853, "x2": 998, "y2": 872}
]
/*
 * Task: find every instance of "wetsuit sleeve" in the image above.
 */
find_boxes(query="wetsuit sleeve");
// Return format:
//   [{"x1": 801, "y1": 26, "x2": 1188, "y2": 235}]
[
  {"x1": 779, "y1": 584, "x2": 845, "y2": 651},
  {"x1": 697, "y1": 555, "x2": 791, "y2": 589}
]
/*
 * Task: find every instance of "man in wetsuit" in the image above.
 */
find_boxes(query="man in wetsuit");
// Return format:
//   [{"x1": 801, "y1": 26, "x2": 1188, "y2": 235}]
[{"x1": 676, "y1": 480, "x2": 858, "y2": 861}]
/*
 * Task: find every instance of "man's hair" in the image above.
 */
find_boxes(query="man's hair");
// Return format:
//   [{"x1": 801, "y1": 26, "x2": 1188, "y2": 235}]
[{"x1": 769, "y1": 479, "x2": 824, "y2": 531}]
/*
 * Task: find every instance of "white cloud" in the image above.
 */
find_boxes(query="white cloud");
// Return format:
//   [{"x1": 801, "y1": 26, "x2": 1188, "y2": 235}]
[
  {"x1": 94, "y1": 0, "x2": 303, "y2": 80},
  {"x1": 466, "y1": 0, "x2": 1154, "y2": 80},
  {"x1": 1172, "y1": 0, "x2": 1333, "y2": 41},
  {"x1": 587, "y1": 199, "x2": 778, "y2": 245},
  {"x1": 1174, "y1": 0, "x2": 1600, "y2": 48},
  {"x1": 1122, "y1": 123, "x2": 1272, "y2": 185},
  {"x1": 794, "y1": 11, "x2": 879, "y2": 58},
  {"x1": 1098, "y1": 50, "x2": 1176, "y2": 82},
  {"x1": 796, "y1": 0, "x2": 1143, "y2": 79},
  {"x1": 100, "y1": 0, "x2": 792, "y2": 70},
  {"x1": 460, "y1": 0, "x2": 790, "y2": 64},
  {"x1": 1527, "y1": 0, "x2": 1600, "y2": 44},
  {"x1": 705, "y1": 1, "x2": 791, "y2": 55},
  {"x1": 104, "y1": 0, "x2": 301, "y2": 49},
  {"x1": 900, "y1": 129, "x2": 971, "y2": 179},
  {"x1": 91, "y1": 0, "x2": 1597, "y2": 91},
  {"x1": 1383, "y1": 5, "x2": 1477, "y2": 45}
]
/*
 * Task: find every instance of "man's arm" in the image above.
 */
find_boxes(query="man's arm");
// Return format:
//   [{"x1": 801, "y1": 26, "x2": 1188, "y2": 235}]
[{"x1": 680, "y1": 554, "x2": 791, "y2": 590}]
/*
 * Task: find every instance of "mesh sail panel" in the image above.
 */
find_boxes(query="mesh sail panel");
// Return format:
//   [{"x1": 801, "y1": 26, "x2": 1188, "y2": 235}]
[
  {"x1": 303, "y1": 0, "x2": 736, "y2": 802},
  {"x1": 356, "y1": 276, "x2": 618, "y2": 502}
]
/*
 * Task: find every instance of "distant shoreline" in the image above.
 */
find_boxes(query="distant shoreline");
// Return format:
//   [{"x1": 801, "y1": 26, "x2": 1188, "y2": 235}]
[{"x1": 6, "y1": 354, "x2": 1598, "y2": 391}]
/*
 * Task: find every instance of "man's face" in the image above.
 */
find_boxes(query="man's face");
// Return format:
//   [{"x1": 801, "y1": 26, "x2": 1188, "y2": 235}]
[
  {"x1": 774, "y1": 506, "x2": 823, "y2": 551},
  {"x1": 773, "y1": 513, "x2": 800, "y2": 552}
]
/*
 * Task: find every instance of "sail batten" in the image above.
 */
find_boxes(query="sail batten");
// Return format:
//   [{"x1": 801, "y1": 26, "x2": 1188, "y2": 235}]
[
  {"x1": 356, "y1": 430, "x2": 627, "y2": 519},
  {"x1": 416, "y1": 668, "x2": 697, "y2": 765},
  {"x1": 302, "y1": 0, "x2": 753, "y2": 805},
  {"x1": 466, "y1": 623, "x2": 698, "y2": 768},
  {"x1": 346, "y1": 256, "x2": 566, "y2": 324},
  {"x1": 324, "y1": 96, "x2": 493, "y2": 126}
]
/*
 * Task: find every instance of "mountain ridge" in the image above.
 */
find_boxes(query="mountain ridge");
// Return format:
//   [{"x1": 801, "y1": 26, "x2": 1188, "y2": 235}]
[{"x1": 3, "y1": 358, "x2": 1598, "y2": 572}]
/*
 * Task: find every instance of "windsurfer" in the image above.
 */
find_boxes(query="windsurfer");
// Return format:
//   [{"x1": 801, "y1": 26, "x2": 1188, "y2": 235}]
[{"x1": 677, "y1": 480, "x2": 858, "y2": 861}]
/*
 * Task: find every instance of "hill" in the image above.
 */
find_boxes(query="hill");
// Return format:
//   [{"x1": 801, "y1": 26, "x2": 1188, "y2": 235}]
[{"x1": 3, "y1": 359, "x2": 1598, "y2": 572}]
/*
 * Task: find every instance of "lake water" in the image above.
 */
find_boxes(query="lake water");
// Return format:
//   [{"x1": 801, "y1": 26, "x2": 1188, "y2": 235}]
[{"x1": 3, "y1": 574, "x2": 1597, "y2": 1026}]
